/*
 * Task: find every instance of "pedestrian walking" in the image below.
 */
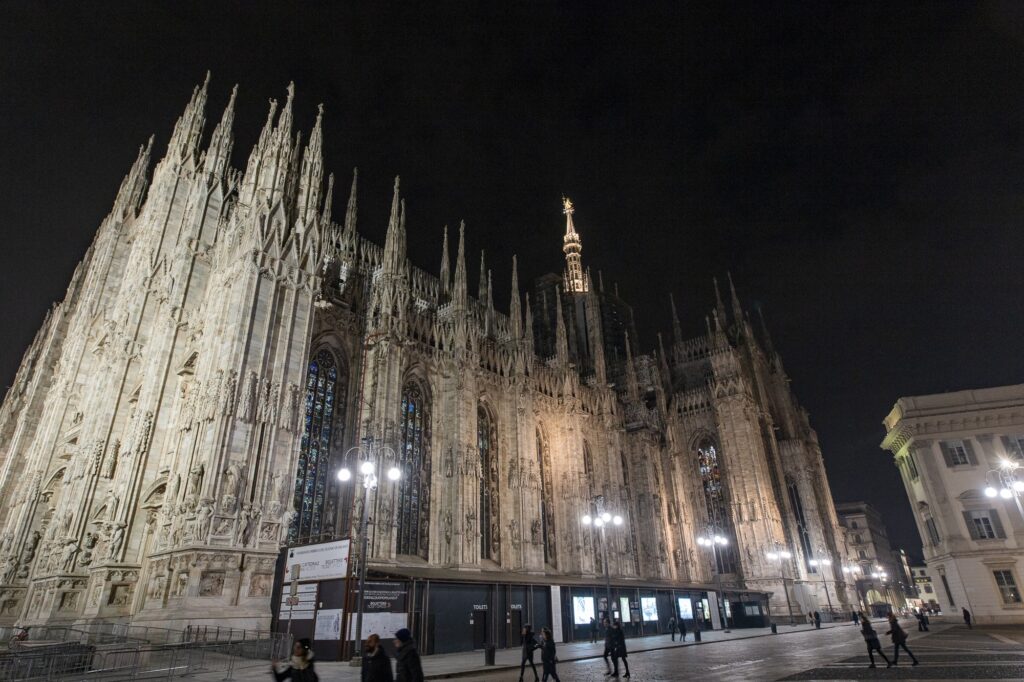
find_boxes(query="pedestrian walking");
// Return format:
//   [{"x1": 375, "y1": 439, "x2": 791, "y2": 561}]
[
  {"x1": 914, "y1": 611, "x2": 930, "y2": 632},
  {"x1": 859, "y1": 616, "x2": 892, "y2": 668},
  {"x1": 851, "y1": 610, "x2": 858, "y2": 626},
  {"x1": 962, "y1": 607, "x2": 972, "y2": 629},
  {"x1": 361, "y1": 634, "x2": 393, "y2": 682},
  {"x1": 886, "y1": 613, "x2": 919, "y2": 666},
  {"x1": 540, "y1": 626, "x2": 561, "y2": 682},
  {"x1": 271, "y1": 638, "x2": 319, "y2": 681},
  {"x1": 813, "y1": 611, "x2": 821, "y2": 629},
  {"x1": 393, "y1": 628, "x2": 424, "y2": 682},
  {"x1": 518, "y1": 624, "x2": 540, "y2": 682},
  {"x1": 678, "y1": 616, "x2": 687, "y2": 642},
  {"x1": 608, "y1": 620, "x2": 631, "y2": 678},
  {"x1": 667, "y1": 615, "x2": 677, "y2": 642}
]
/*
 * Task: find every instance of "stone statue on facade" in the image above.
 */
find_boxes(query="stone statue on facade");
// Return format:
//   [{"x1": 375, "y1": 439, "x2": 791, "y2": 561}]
[
  {"x1": 187, "y1": 462, "x2": 205, "y2": 498},
  {"x1": 107, "y1": 523, "x2": 126, "y2": 560}
]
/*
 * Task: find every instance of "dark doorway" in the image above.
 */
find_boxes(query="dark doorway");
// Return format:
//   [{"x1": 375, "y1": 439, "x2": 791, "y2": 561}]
[
  {"x1": 472, "y1": 609, "x2": 489, "y2": 649},
  {"x1": 509, "y1": 609, "x2": 523, "y2": 647}
]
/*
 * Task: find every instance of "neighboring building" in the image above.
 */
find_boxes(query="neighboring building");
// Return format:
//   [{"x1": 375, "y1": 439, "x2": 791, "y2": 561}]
[
  {"x1": 911, "y1": 565, "x2": 941, "y2": 612},
  {"x1": 892, "y1": 548, "x2": 917, "y2": 604},
  {"x1": 836, "y1": 501, "x2": 905, "y2": 614},
  {"x1": 0, "y1": 77, "x2": 852, "y2": 652},
  {"x1": 882, "y1": 385, "x2": 1024, "y2": 624}
]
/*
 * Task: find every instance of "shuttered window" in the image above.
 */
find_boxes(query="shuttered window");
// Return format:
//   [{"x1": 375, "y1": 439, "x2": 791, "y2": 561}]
[
  {"x1": 994, "y1": 570, "x2": 1022, "y2": 604},
  {"x1": 940, "y1": 439, "x2": 977, "y2": 467},
  {"x1": 962, "y1": 509, "x2": 1006, "y2": 540}
]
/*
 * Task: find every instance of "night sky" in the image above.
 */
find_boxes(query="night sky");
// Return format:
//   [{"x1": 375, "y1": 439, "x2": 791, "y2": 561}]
[{"x1": 3, "y1": 2, "x2": 1024, "y2": 559}]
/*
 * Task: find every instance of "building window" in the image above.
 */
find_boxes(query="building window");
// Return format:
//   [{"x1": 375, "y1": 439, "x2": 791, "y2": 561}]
[
  {"x1": 697, "y1": 439, "x2": 737, "y2": 573},
  {"x1": 850, "y1": 521, "x2": 858, "y2": 529},
  {"x1": 859, "y1": 550, "x2": 866, "y2": 559},
  {"x1": 939, "y1": 573, "x2": 955, "y2": 606},
  {"x1": 396, "y1": 381, "x2": 431, "y2": 558},
  {"x1": 943, "y1": 439, "x2": 973, "y2": 466},
  {"x1": 963, "y1": 509, "x2": 1005, "y2": 540},
  {"x1": 620, "y1": 451, "x2": 642, "y2": 575},
  {"x1": 994, "y1": 570, "x2": 1022, "y2": 604},
  {"x1": 478, "y1": 405, "x2": 499, "y2": 562},
  {"x1": 924, "y1": 584, "x2": 934, "y2": 594},
  {"x1": 787, "y1": 478, "x2": 815, "y2": 572},
  {"x1": 1003, "y1": 435, "x2": 1024, "y2": 459},
  {"x1": 855, "y1": 534, "x2": 863, "y2": 544},
  {"x1": 537, "y1": 428, "x2": 556, "y2": 566},
  {"x1": 925, "y1": 517, "x2": 941, "y2": 546},
  {"x1": 906, "y1": 452, "x2": 919, "y2": 480},
  {"x1": 290, "y1": 349, "x2": 346, "y2": 544}
]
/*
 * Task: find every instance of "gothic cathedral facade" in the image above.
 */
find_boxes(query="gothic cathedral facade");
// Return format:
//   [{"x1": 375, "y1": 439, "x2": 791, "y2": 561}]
[{"x1": 0, "y1": 77, "x2": 851, "y2": 631}]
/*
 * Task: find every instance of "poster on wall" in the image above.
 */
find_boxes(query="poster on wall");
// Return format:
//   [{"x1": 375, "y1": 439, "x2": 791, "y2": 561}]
[
  {"x1": 573, "y1": 596, "x2": 595, "y2": 625},
  {"x1": 284, "y1": 539, "x2": 351, "y2": 582},
  {"x1": 598, "y1": 596, "x2": 609, "y2": 620},
  {"x1": 677, "y1": 598, "x2": 693, "y2": 619},
  {"x1": 314, "y1": 609, "x2": 343, "y2": 640},
  {"x1": 348, "y1": 582, "x2": 408, "y2": 639},
  {"x1": 640, "y1": 597, "x2": 658, "y2": 622}
]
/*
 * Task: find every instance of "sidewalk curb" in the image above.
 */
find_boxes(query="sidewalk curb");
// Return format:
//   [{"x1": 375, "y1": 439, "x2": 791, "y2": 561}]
[{"x1": 424, "y1": 620, "x2": 871, "y2": 680}]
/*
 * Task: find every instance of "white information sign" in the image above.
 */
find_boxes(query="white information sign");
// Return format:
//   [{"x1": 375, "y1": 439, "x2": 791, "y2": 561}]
[
  {"x1": 572, "y1": 596, "x2": 595, "y2": 625},
  {"x1": 284, "y1": 540, "x2": 351, "y2": 582},
  {"x1": 314, "y1": 609, "x2": 343, "y2": 640},
  {"x1": 677, "y1": 597, "x2": 693, "y2": 619},
  {"x1": 641, "y1": 597, "x2": 659, "y2": 622},
  {"x1": 348, "y1": 612, "x2": 409, "y2": 640}
]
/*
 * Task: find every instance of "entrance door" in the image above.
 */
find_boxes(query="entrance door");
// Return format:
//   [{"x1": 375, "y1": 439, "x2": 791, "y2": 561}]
[
  {"x1": 509, "y1": 609, "x2": 523, "y2": 647},
  {"x1": 472, "y1": 609, "x2": 489, "y2": 649}
]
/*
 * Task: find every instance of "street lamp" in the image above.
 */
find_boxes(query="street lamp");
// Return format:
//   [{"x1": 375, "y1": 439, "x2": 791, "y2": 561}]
[
  {"x1": 696, "y1": 528, "x2": 731, "y2": 632},
  {"x1": 581, "y1": 496, "x2": 624, "y2": 624},
  {"x1": 807, "y1": 553, "x2": 834, "y2": 618},
  {"x1": 765, "y1": 543, "x2": 796, "y2": 625},
  {"x1": 984, "y1": 459, "x2": 1024, "y2": 519},
  {"x1": 336, "y1": 447, "x2": 401, "y2": 662}
]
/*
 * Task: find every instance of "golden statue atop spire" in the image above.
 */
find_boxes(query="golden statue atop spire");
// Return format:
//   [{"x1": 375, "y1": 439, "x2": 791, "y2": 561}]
[{"x1": 562, "y1": 196, "x2": 574, "y2": 215}]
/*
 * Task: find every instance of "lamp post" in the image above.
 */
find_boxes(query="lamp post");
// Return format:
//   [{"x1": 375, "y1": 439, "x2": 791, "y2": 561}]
[
  {"x1": 870, "y1": 567, "x2": 891, "y2": 614},
  {"x1": 765, "y1": 543, "x2": 796, "y2": 625},
  {"x1": 983, "y1": 458, "x2": 1024, "y2": 518},
  {"x1": 842, "y1": 563, "x2": 865, "y2": 612},
  {"x1": 581, "y1": 495, "x2": 624, "y2": 623},
  {"x1": 696, "y1": 528, "x2": 731, "y2": 632},
  {"x1": 807, "y1": 554, "x2": 834, "y2": 618},
  {"x1": 337, "y1": 451, "x2": 401, "y2": 663}
]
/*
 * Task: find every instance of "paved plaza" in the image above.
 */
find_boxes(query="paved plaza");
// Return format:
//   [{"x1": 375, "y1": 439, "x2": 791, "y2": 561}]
[{"x1": 200, "y1": 618, "x2": 1024, "y2": 681}]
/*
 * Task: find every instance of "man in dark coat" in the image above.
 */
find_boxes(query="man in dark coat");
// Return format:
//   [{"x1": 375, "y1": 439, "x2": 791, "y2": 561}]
[
  {"x1": 362, "y1": 634, "x2": 393, "y2": 682},
  {"x1": 667, "y1": 616, "x2": 677, "y2": 641},
  {"x1": 540, "y1": 626, "x2": 560, "y2": 682},
  {"x1": 393, "y1": 629, "x2": 424, "y2": 682},
  {"x1": 518, "y1": 624, "x2": 540, "y2": 682},
  {"x1": 609, "y1": 620, "x2": 630, "y2": 678},
  {"x1": 962, "y1": 607, "x2": 973, "y2": 629},
  {"x1": 601, "y1": 618, "x2": 614, "y2": 674}
]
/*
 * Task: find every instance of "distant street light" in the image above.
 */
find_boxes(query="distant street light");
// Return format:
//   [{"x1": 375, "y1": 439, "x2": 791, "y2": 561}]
[
  {"x1": 697, "y1": 527, "x2": 731, "y2": 632},
  {"x1": 765, "y1": 543, "x2": 796, "y2": 625},
  {"x1": 582, "y1": 495, "x2": 626, "y2": 622}
]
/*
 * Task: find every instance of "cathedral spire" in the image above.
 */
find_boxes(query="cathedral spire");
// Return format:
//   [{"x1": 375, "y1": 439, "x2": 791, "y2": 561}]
[
  {"x1": 624, "y1": 331, "x2": 640, "y2": 400},
  {"x1": 524, "y1": 293, "x2": 535, "y2": 356},
  {"x1": 561, "y1": 197, "x2": 588, "y2": 293},
  {"x1": 554, "y1": 286, "x2": 569, "y2": 365},
  {"x1": 727, "y1": 271, "x2": 743, "y2": 322},
  {"x1": 321, "y1": 173, "x2": 335, "y2": 225},
  {"x1": 112, "y1": 136, "x2": 155, "y2": 221},
  {"x1": 657, "y1": 332, "x2": 672, "y2": 388},
  {"x1": 670, "y1": 293, "x2": 683, "y2": 344},
  {"x1": 296, "y1": 104, "x2": 325, "y2": 224},
  {"x1": 713, "y1": 276, "x2": 727, "y2": 324},
  {"x1": 202, "y1": 84, "x2": 236, "y2": 181},
  {"x1": 381, "y1": 176, "x2": 405, "y2": 273},
  {"x1": 478, "y1": 250, "x2": 487, "y2": 302},
  {"x1": 438, "y1": 225, "x2": 451, "y2": 300},
  {"x1": 452, "y1": 220, "x2": 467, "y2": 308},
  {"x1": 509, "y1": 255, "x2": 522, "y2": 339},
  {"x1": 343, "y1": 168, "x2": 358, "y2": 238},
  {"x1": 165, "y1": 72, "x2": 209, "y2": 166}
]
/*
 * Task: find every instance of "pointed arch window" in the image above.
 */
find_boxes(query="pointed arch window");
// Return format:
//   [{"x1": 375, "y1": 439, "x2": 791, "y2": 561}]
[
  {"x1": 787, "y1": 477, "x2": 815, "y2": 572},
  {"x1": 619, "y1": 451, "x2": 642, "y2": 575},
  {"x1": 290, "y1": 349, "x2": 346, "y2": 544},
  {"x1": 537, "y1": 428, "x2": 556, "y2": 566},
  {"x1": 697, "y1": 439, "x2": 737, "y2": 573},
  {"x1": 582, "y1": 441, "x2": 594, "y2": 497},
  {"x1": 397, "y1": 381, "x2": 431, "y2": 558},
  {"x1": 479, "y1": 405, "x2": 500, "y2": 562}
]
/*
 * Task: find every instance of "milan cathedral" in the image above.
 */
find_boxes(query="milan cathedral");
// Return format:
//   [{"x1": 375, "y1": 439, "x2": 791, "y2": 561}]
[{"x1": 0, "y1": 76, "x2": 852, "y2": 634}]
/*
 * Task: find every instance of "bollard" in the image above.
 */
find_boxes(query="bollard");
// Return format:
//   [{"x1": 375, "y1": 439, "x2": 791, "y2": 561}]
[
  {"x1": 771, "y1": 623, "x2": 778, "y2": 634},
  {"x1": 484, "y1": 644, "x2": 496, "y2": 666},
  {"x1": 693, "y1": 629, "x2": 702, "y2": 642}
]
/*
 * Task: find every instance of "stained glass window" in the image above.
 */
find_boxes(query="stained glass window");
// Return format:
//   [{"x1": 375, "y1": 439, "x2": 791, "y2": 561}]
[
  {"x1": 479, "y1": 405, "x2": 499, "y2": 561},
  {"x1": 787, "y1": 478, "x2": 815, "y2": 572},
  {"x1": 537, "y1": 428, "x2": 556, "y2": 566},
  {"x1": 289, "y1": 349, "x2": 345, "y2": 544},
  {"x1": 397, "y1": 381, "x2": 431, "y2": 558},
  {"x1": 697, "y1": 439, "x2": 737, "y2": 573}
]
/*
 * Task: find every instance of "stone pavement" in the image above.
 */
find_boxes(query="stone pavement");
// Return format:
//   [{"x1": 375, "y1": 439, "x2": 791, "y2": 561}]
[{"x1": 218, "y1": 618, "x2": 869, "y2": 681}]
